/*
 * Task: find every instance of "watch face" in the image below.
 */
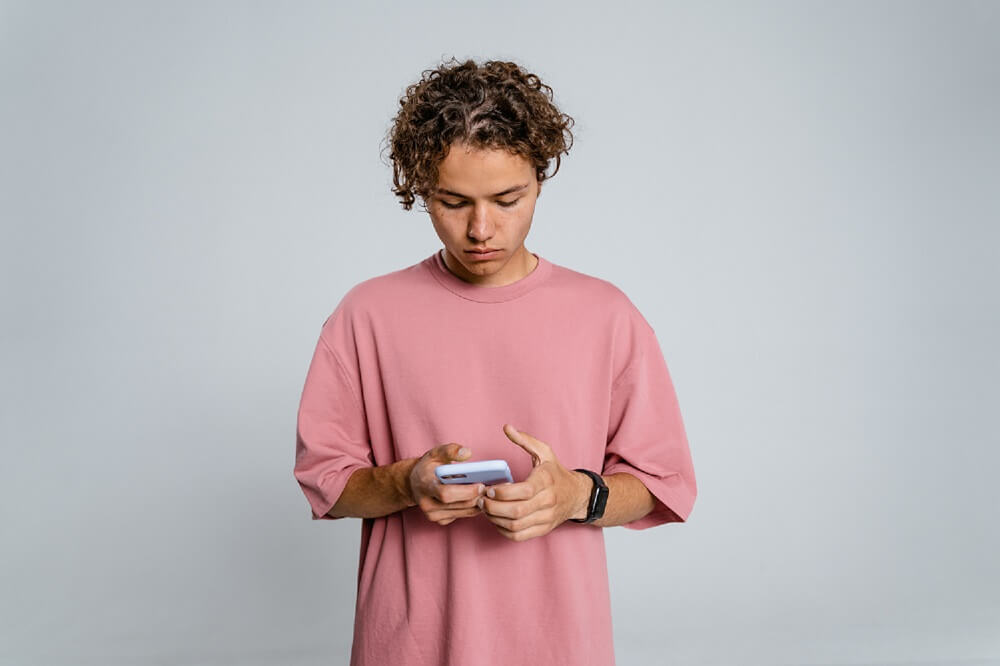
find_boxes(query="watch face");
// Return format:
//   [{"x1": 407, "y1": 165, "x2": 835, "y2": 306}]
[
  {"x1": 592, "y1": 485, "x2": 609, "y2": 519},
  {"x1": 573, "y1": 469, "x2": 609, "y2": 523}
]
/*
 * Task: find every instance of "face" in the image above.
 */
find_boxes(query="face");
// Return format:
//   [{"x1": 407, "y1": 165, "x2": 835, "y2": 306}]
[{"x1": 426, "y1": 141, "x2": 541, "y2": 286}]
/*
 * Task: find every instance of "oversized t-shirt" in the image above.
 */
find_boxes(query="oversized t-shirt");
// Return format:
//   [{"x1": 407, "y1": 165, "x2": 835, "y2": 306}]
[{"x1": 294, "y1": 249, "x2": 697, "y2": 666}]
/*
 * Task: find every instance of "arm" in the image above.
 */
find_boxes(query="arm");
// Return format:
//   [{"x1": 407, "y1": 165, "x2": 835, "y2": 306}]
[
  {"x1": 568, "y1": 471, "x2": 657, "y2": 528},
  {"x1": 327, "y1": 444, "x2": 487, "y2": 522},
  {"x1": 327, "y1": 457, "x2": 419, "y2": 518},
  {"x1": 480, "y1": 425, "x2": 667, "y2": 540}
]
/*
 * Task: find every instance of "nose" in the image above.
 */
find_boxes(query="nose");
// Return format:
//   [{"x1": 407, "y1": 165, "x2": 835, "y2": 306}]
[{"x1": 466, "y1": 203, "x2": 495, "y2": 239}]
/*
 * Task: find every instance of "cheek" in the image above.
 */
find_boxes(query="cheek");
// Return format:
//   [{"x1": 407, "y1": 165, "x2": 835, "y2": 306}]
[
  {"x1": 429, "y1": 212, "x2": 459, "y2": 232},
  {"x1": 515, "y1": 206, "x2": 535, "y2": 227}
]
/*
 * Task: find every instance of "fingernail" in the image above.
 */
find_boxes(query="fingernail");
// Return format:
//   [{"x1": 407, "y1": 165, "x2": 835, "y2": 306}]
[
  {"x1": 478, "y1": 484, "x2": 486, "y2": 495},
  {"x1": 487, "y1": 487, "x2": 495, "y2": 498},
  {"x1": 458, "y1": 447, "x2": 470, "y2": 458},
  {"x1": 476, "y1": 497, "x2": 484, "y2": 509}
]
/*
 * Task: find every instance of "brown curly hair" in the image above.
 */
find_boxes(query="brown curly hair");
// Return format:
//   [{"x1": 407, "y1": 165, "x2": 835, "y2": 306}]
[{"x1": 381, "y1": 57, "x2": 575, "y2": 211}]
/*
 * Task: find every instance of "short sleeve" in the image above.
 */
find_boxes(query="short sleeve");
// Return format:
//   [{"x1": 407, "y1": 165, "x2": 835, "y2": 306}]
[
  {"x1": 602, "y1": 317, "x2": 697, "y2": 530},
  {"x1": 293, "y1": 321, "x2": 373, "y2": 520}
]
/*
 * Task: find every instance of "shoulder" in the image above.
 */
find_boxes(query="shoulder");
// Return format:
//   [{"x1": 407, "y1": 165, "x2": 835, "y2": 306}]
[
  {"x1": 317, "y1": 259, "x2": 427, "y2": 346},
  {"x1": 547, "y1": 260, "x2": 653, "y2": 333},
  {"x1": 327, "y1": 259, "x2": 426, "y2": 319},
  {"x1": 547, "y1": 260, "x2": 659, "y2": 381}
]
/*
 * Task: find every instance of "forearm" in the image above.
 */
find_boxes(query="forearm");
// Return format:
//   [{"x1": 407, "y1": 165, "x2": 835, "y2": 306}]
[
  {"x1": 571, "y1": 472, "x2": 656, "y2": 528},
  {"x1": 327, "y1": 457, "x2": 419, "y2": 519}
]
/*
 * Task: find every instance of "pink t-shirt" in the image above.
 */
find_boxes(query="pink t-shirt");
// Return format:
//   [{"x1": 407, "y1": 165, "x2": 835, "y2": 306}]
[{"x1": 294, "y1": 249, "x2": 697, "y2": 666}]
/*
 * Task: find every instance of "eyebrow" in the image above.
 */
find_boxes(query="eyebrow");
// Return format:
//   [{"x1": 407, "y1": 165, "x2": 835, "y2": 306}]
[{"x1": 435, "y1": 183, "x2": 529, "y2": 199}]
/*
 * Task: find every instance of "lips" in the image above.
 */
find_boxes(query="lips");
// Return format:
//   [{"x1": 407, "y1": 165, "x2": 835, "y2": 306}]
[
  {"x1": 466, "y1": 248, "x2": 500, "y2": 254},
  {"x1": 464, "y1": 248, "x2": 502, "y2": 261}
]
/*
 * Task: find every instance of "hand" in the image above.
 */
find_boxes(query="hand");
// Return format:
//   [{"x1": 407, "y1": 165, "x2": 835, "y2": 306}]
[
  {"x1": 478, "y1": 424, "x2": 591, "y2": 542},
  {"x1": 409, "y1": 443, "x2": 487, "y2": 526}
]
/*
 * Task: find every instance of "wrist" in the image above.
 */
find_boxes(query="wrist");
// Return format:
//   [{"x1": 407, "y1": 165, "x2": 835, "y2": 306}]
[
  {"x1": 393, "y1": 457, "x2": 420, "y2": 508},
  {"x1": 570, "y1": 470, "x2": 592, "y2": 521}
]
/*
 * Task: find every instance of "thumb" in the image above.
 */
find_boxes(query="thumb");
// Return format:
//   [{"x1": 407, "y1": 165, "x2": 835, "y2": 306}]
[
  {"x1": 433, "y1": 442, "x2": 471, "y2": 462},
  {"x1": 502, "y1": 424, "x2": 551, "y2": 467}
]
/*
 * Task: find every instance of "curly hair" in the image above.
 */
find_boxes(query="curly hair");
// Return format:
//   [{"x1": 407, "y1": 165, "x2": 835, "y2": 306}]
[{"x1": 381, "y1": 57, "x2": 575, "y2": 211}]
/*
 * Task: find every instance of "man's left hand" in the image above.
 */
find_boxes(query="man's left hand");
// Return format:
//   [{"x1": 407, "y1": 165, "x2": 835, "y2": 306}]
[{"x1": 478, "y1": 424, "x2": 591, "y2": 542}]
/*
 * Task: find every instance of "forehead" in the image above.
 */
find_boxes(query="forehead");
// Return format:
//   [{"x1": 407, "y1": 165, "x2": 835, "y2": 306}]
[{"x1": 435, "y1": 143, "x2": 532, "y2": 193}]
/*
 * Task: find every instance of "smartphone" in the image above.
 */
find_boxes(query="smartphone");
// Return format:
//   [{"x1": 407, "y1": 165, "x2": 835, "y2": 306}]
[{"x1": 435, "y1": 459, "x2": 513, "y2": 485}]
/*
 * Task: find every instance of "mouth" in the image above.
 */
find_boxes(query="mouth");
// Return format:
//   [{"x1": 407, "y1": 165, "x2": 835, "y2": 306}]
[{"x1": 465, "y1": 248, "x2": 503, "y2": 260}]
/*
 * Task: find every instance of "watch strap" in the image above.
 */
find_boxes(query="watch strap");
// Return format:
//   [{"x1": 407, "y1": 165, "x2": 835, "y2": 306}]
[{"x1": 570, "y1": 468, "x2": 609, "y2": 524}]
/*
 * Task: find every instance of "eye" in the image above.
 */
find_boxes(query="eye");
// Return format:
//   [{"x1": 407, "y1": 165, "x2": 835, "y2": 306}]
[{"x1": 439, "y1": 198, "x2": 521, "y2": 209}]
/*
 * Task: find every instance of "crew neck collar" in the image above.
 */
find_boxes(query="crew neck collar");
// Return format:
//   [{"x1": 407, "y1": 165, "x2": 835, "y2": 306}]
[{"x1": 425, "y1": 248, "x2": 553, "y2": 303}]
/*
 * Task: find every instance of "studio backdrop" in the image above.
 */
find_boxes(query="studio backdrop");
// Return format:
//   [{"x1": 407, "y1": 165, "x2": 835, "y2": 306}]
[{"x1": 1, "y1": 2, "x2": 998, "y2": 665}]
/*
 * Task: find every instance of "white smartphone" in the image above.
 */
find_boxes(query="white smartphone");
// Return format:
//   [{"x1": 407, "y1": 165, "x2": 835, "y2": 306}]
[{"x1": 435, "y1": 459, "x2": 513, "y2": 485}]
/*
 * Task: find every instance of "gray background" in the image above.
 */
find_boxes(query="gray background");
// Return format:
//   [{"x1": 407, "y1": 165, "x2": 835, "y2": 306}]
[{"x1": 2, "y1": 1, "x2": 998, "y2": 665}]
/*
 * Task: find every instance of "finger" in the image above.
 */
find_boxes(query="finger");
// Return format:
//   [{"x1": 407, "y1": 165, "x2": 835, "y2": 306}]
[
  {"x1": 428, "y1": 506, "x2": 482, "y2": 524},
  {"x1": 483, "y1": 500, "x2": 552, "y2": 530},
  {"x1": 435, "y1": 483, "x2": 485, "y2": 504},
  {"x1": 426, "y1": 504, "x2": 482, "y2": 521},
  {"x1": 483, "y1": 504, "x2": 551, "y2": 532},
  {"x1": 421, "y1": 485, "x2": 483, "y2": 509},
  {"x1": 502, "y1": 424, "x2": 554, "y2": 466},
  {"x1": 429, "y1": 442, "x2": 472, "y2": 463},
  {"x1": 485, "y1": 477, "x2": 542, "y2": 501},
  {"x1": 480, "y1": 490, "x2": 550, "y2": 519},
  {"x1": 492, "y1": 521, "x2": 551, "y2": 543},
  {"x1": 441, "y1": 491, "x2": 485, "y2": 509}
]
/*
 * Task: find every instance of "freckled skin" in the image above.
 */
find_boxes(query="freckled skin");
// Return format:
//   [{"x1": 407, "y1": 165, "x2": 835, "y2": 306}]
[{"x1": 426, "y1": 141, "x2": 542, "y2": 286}]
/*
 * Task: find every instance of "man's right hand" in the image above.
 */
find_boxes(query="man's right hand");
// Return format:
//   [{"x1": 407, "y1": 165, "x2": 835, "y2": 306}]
[{"x1": 408, "y1": 443, "x2": 486, "y2": 526}]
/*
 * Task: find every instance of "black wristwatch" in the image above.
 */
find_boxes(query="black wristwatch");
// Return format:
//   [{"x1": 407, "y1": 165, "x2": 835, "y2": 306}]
[{"x1": 570, "y1": 468, "x2": 608, "y2": 524}]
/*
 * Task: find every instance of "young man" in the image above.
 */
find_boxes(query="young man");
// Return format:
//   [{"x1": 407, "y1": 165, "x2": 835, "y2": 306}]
[{"x1": 294, "y1": 58, "x2": 697, "y2": 666}]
